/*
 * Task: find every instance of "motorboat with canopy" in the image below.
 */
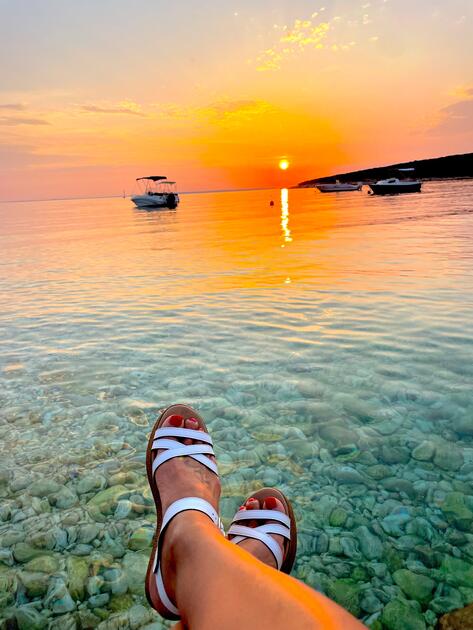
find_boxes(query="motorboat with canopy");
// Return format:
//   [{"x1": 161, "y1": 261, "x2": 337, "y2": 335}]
[
  {"x1": 369, "y1": 168, "x2": 421, "y2": 195},
  {"x1": 131, "y1": 176, "x2": 180, "y2": 209}
]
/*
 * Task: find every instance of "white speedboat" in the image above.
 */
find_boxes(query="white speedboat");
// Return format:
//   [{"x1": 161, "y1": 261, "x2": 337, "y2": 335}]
[
  {"x1": 316, "y1": 181, "x2": 362, "y2": 193},
  {"x1": 131, "y1": 176, "x2": 180, "y2": 209},
  {"x1": 369, "y1": 169, "x2": 421, "y2": 195}
]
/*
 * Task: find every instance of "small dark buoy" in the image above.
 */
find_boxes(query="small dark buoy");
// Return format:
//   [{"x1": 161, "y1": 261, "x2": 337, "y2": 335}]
[{"x1": 269, "y1": 200, "x2": 274, "y2": 206}]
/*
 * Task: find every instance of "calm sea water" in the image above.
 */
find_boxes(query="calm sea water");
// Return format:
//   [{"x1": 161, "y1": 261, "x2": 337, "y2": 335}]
[{"x1": 1, "y1": 182, "x2": 473, "y2": 629}]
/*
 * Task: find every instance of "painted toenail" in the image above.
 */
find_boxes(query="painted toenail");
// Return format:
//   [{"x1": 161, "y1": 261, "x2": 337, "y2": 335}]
[
  {"x1": 265, "y1": 497, "x2": 278, "y2": 509},
  {"x1": 168, "y1": 414, "x2": 183, "y2": 427}
]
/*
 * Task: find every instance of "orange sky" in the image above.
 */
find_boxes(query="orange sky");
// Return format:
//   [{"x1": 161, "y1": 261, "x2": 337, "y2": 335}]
[{"x1": 0, "y1": 1, "x2": 472, "y2": 200}]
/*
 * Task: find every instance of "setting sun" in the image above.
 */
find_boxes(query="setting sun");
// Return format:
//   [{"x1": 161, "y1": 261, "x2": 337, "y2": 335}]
[{"x1": 279, "y1": 158, "x2": 290, "y2": 171}]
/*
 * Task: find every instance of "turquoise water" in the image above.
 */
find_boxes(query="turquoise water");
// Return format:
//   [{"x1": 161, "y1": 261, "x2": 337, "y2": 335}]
[{"x1": 1, "y1": 182, "x2": 473, "y2": 629}]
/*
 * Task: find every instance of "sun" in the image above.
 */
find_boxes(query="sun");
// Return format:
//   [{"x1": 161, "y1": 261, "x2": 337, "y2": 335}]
[{"x1": 279, "y1": 158, "x2": 290, "y2": 170}]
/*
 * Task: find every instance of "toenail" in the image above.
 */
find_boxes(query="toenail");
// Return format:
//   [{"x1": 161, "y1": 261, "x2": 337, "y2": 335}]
[
  {"x1": 265, "y1": 497, "x2": 278, "y2": 509},
  {"x1": 168, "y1": 414, "x2": 183, "y2": 427}
]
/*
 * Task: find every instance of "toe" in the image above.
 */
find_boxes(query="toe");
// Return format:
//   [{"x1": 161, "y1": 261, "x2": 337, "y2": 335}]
[
  {"x1": 163, "y1": 414, "x2": 184, "y2": 429},
  {"x1": 245, "y1": 497, "x2": 260, "y2": 527},
  {"x1": 263, "y1": 496, "x2": 285, "y2": 513},
  {"x1": 183, "y1": 417, "x2": 199, "y2": 445}
]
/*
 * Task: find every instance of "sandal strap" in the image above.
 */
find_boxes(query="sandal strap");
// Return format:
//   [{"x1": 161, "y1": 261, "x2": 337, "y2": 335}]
[
  {"x1": 154, "y1": 427, "x2": 213, "y2": 445},
  {"x1": 151, "y1": 441, "x2": 218, "y2": 476},
  {"x1": 231, "y1": 509, "x2": 291, "y2": 528},
  {"x1": 154, "y1": 497, "x2": 222, "y2": 618},
  {"x1": 228, "y1": 523, "x2": 290, "y2": 570}
]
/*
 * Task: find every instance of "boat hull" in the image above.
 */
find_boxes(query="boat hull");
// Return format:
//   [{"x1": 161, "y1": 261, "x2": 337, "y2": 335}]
[
  {"x1": 316, "y1": 184, "x2": 362, "y2": 193},
  {"x1": 131, "y1": 193, "x2": 179, "y2": 209},
  {"x1": 369, "y1": 182, "x2": 421, "y2": 195}
]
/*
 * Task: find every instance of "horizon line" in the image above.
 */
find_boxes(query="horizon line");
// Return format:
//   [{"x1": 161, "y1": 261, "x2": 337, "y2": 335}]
[{"x1": 0, "y1": 185, "x2": 284, "y2": 205}]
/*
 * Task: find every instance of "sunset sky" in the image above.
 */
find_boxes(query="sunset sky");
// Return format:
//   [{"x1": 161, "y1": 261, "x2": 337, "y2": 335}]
[{"x1": 1, "y1": 0, "x2": 472, "y2": 200}]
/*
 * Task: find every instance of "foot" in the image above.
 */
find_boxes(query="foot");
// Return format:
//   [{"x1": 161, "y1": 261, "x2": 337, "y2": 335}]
[
  {"x1": 229, "y1": 495, "x2": 288, "y2": 569},
  {"x1": 147, "y1": 410, "x2": 221, "y2": 614}
]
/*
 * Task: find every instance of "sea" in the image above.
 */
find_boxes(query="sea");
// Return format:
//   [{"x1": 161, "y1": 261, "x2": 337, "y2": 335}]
[{"x1": 1, "y1": 181, "x2": 473, "y2": 629}]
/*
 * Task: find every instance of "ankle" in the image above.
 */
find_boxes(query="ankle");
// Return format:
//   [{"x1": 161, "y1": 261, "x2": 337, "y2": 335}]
[{"x1": 163, "y1": 511, "x2": 217, "y2": 569}]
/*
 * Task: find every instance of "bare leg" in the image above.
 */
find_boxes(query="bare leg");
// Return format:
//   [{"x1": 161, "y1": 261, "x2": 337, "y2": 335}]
[
  {"x1": 165, "y1": 512, "x2": 365, "y2": 629},
  {"x1": 148, "y1": 412, "x2": 365, "y2": 629}
]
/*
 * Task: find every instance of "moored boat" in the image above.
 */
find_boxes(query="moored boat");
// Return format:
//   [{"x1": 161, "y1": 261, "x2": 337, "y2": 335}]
[
  {"x1": 369, "y1": 169, "x2": 421, "y2": 195},
  {"x1": 316, "y1": 181, "x2": 362, "y2": 193},
  {"x1": 131, "y1": 176, "x2": 180, "y2": 209}
]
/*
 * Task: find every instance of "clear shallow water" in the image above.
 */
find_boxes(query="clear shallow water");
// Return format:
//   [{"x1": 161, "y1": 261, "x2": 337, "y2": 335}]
[{"x1": 1, "y1": 182, "x2": 473, "y2": 629}]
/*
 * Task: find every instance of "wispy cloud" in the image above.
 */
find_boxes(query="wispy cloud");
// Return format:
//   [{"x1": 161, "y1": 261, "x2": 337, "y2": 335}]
[
  {"x1": 201, "y1": 99, "x2": 273, "y2": 122},
  {"x1": 80, "y1": 100, "x2": 145, "y2": 116},
  {"x1": 255, "y1": 2, "x2": 385, "y2": 71},
  {"x1": 430, "y1": 89, "x2": 473, "y2": 135},
  {"x1": 0, "y1": 116, "x2": 49, "y2": 126},
  {"x1": 0, "y1": 103, "x2": 26, "y2": 111}
]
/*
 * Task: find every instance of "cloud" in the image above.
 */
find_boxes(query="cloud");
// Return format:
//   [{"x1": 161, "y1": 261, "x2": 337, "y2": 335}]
[
  {"x1": 430, "y1": 90, "x2": 473, "y2": 135},
  {"x1": 202, "y1": 100, "x2": 273, "y2": 122},
  {"x1": 0, "y1": 103, "x2": 26, "y2": 111},
  {"x1": 81, "y1": 100, "x2": 145, "y2": 116},
  {"x1": 0, "y1": 116, "x2": 49, "y2": 126}
]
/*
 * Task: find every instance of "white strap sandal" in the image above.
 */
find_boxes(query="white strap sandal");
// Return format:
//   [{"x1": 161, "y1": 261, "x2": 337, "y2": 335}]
[
  {"x1": 145, "y1": 406, "x2": 223, "y2": 620},
  {"x1": 228, "y1": 488, "x2": 297, "y2": 574}
]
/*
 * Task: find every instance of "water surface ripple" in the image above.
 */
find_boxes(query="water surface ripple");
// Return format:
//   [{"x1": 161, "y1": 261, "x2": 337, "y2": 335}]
[{"x1": 1, "y1": 182, "x2": 473, "y2": 629}]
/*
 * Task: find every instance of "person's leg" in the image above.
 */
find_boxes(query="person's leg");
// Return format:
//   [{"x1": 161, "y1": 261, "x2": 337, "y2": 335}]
[
  {"x1": 165, "y1": 511, "x2": 366, "y2": 629},
  {"x1": 147, "y1": 411, "x2": 365, "y2": 629}
]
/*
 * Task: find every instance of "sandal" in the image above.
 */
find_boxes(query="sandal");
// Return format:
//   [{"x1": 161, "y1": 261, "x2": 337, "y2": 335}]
[
  {"x1": 145, "y1": 404, "x2": 223, "y2": 620},
  {"x1": 228, "y1": 487, "x2": 297, "y2": 573}
]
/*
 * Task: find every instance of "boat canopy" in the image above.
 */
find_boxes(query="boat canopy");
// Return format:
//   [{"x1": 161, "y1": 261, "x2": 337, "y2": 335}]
[{"x1": 136, "y1": 175, "x2": 167, "y2": 182}]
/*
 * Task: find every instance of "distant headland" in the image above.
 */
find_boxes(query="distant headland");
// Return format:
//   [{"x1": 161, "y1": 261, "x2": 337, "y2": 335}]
[{"x1": 297, "y1": 151, "x2": 473, "y2": 187}]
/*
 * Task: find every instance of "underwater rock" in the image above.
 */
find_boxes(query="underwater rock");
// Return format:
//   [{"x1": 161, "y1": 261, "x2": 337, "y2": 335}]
[
  {"x1": 29, "y1": 479, "x2": 61, "y2": 497},
  {"x1": 311, "y1": 495, "x2": 338, "y2": 526},
  {"x1": 77, "y1": 524, "x2": 100, "y2": 544},
  {"x1": 380, "y1": 599, "x2": 426, "y2": 630},
  {"x1": 77, "y1": 474, "x2": 106, "y2": 495},
  {"x1": 13, "y1": 543, "x2": 53, "y2": 564},
  {"x1": 128, "y1": 604, "x2": 154, "y2": 629},
  {"x1": 122, "y1": 551, "x2": 148, "y2": 596},
  {"x1": 18, "y1": 570, "x2": 50, "y2": 598},
  {"x1": 380, "y1": 508, "x2": 412, "y2": 537},
  {"x1": 14, "y1": 605, "x2": 48, "y2": 630},
  {"x1": 355, "y1": 526, "x2": 383, "y2": 560},
  {"x1": 439, "y1": 556, "x2": 473, "y2": 588},
  {"x1": 67, "y1": 556, "x2": 89, "y2": 600},
  {"x1": 439, "y1": 492, "x2": 473, "y2": 531},
  {"x1": 437, "y1": 602, "x2": 473, "y2": 629},
  {"x1": 86, "y1": 485, "x2": 130, "y2": 522},
  {"x1": 381, "y1": 478, "x2": 415, "y2": 499},
  {"x1": 360, "y1": 590, "x2": 383, "y2": 614},
  {"x1": 434, "y1": 443, "x2": 464, "y2": 472},
  {"x1": 128, "y1": 527, "x2": 153, "y2": 551},
  {"x1": 412, "y1": 441, "x2": 436, "y2": 462},
  {"x1": 451, "y1": 417, "x2": 473, "y2": 437},
  {"x1": 326, "y1": 579, "x2": 361, "y2": 616},
  {"x1": 329, "y1": 507, "x2": 348, "y2": 528},
  {"x1": 319, "y1": 425, "x2": 358, "y2": 447},
  {"x1": 380, "y1": 446, "x2": 410, "y2": 465},
  {"x1": 102, "y1": 567, "x2": 128, "y2": 595},
  {"x1": 24, "y1": 555, "x2": 59, "y2": 573},
  {"x1": 54, "y1": 487, "x2": 78, "y2": 509},
  {"x1": 109, "y1": 591, "x2": 134, "y2": 612},
  {"x1": 44, "y1": 575, "x2": 76, "y2": 614},
  {"x1": 392, "y1": 569, "x2": 435, "y2": 603},
  {"x1": 366, "y1": 464, "x2": 391, "y2": 480},
  {"x1": 330, "y1": 465, "x2": 367, "y2": 485},
  {"x1": 88, "y1": 592, "x2": 109, "y2": 607}
]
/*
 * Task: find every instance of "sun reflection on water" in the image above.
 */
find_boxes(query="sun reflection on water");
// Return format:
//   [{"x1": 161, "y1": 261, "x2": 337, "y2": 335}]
[{"x1": 280, "y1": 187, "x2": 292, "y2": 246}]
